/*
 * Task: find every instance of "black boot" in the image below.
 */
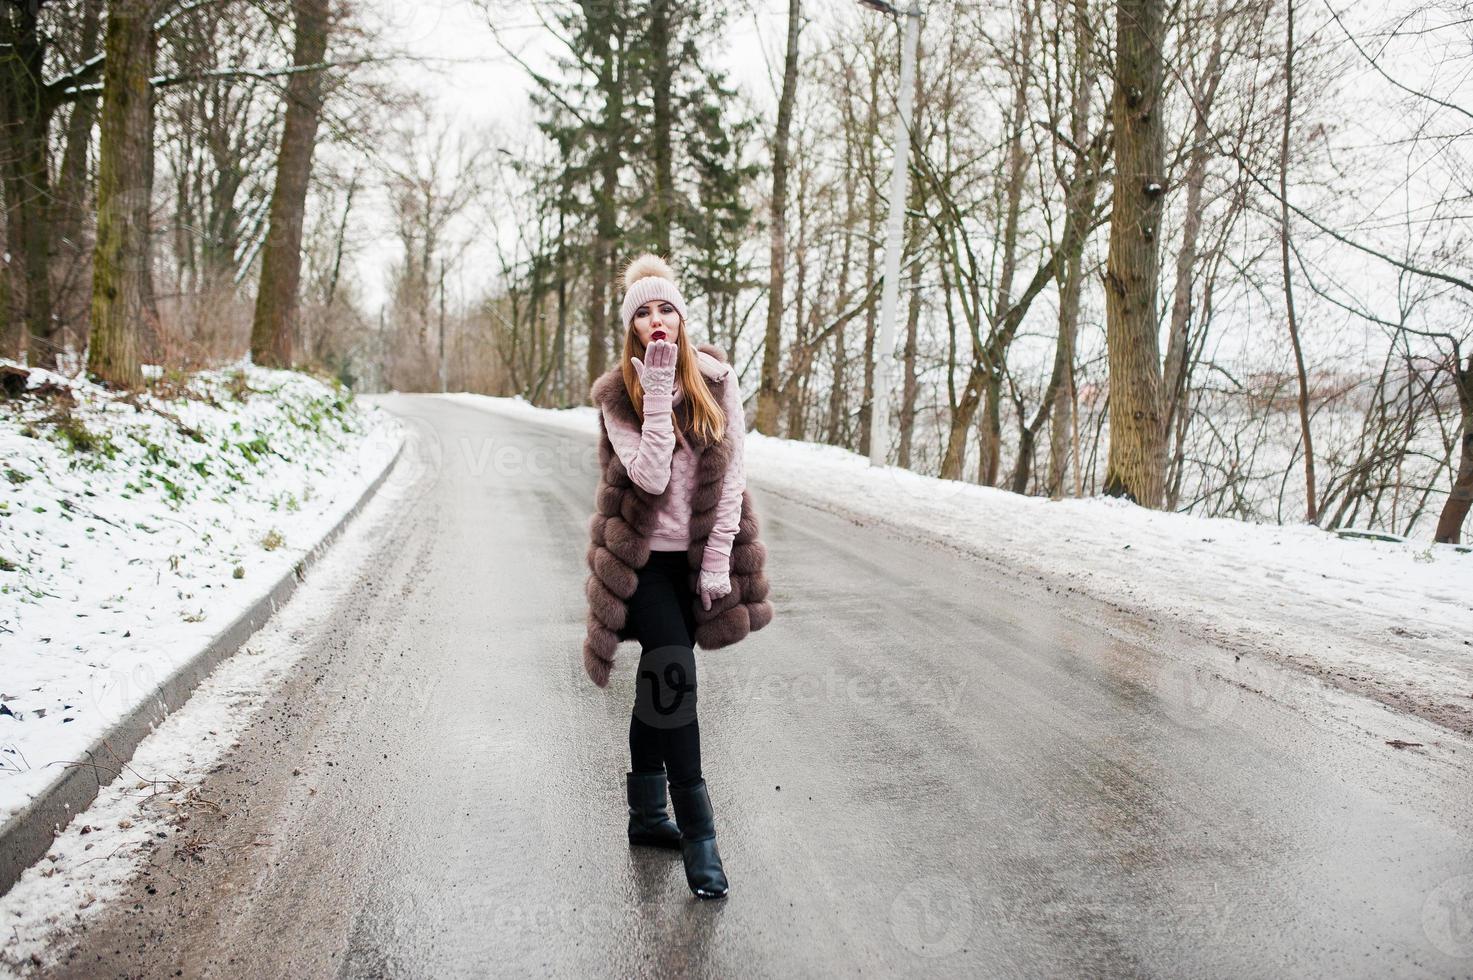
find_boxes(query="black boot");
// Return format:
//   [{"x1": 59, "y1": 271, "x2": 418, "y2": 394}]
[
  {"x1": 627, "y1": 771, "x2": 682, "y2": 850},
  {"x1": 668, "y1": 778, "x2": 729, "y2": 899}
]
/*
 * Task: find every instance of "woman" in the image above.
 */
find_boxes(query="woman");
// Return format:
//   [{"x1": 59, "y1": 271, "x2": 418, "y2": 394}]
[{"x1": 583, "y1": 254, "x2": 774, "y2": 900}]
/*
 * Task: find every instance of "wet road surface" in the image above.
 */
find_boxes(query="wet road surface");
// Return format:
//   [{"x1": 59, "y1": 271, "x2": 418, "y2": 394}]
[{"x1": 37, "y1": 394, "x2": 1473, "y2": 978}]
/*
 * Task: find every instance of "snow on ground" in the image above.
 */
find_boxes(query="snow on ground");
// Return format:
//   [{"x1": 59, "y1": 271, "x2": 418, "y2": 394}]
[
  {"x1": 450, "y1": 391, "x2": 1473, "y2": 736},
  {"x1": 0, "y1": 360, "x2": 402, "y2": 829},
  {"x1": 0, "y1": 448, "x2": 411, "y2": 975}
]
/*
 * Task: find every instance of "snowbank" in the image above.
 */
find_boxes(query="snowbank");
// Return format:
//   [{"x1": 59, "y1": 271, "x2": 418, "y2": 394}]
[
  {"x1": 0, "y1": 441, "x2": 410, "y2": 971},
  {"x1": 0, "y1": 360, "x2": 402, "y2": 827},
  {"x1": 450, "y1": 391, "x2": 1473, "y2": 735}
]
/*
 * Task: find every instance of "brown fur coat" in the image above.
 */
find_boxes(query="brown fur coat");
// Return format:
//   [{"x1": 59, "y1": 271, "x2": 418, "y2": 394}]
[{"x1": 582, "y1": 343, "x2": 774, "y2": 687}]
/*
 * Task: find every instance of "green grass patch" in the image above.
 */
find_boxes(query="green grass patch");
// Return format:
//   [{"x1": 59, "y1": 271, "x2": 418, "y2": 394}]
[
  {"x1": 235, "y1": 436, "x2": 272, "y2": 464},
  {"x1": 46, "y1": 408, "x2": 118, "y2": 462}
]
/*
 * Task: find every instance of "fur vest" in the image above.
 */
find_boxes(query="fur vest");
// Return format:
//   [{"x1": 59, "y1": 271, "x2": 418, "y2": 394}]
[{"x1": 582, "y1": 343, "x2": 774, "y2": 688}]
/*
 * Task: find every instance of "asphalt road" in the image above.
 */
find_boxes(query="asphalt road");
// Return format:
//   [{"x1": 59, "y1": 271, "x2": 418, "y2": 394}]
[{"x1": 36, "y1": 394, "x2": 1473, "y2": 978}]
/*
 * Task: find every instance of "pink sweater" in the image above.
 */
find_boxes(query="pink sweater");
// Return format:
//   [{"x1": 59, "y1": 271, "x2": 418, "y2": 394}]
[{"x1": 601, "y1": 351, "x2": 746, "y2": 573}]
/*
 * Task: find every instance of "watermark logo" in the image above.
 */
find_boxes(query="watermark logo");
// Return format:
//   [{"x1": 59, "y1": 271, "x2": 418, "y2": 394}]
[
  {"x1": 361, "y1": 414, "x2": 444, "y2": 497},
  {"x1": 631, "y1": 645, "x2": 698, "y2": 730},
  {"x1": 1159, "y1": 661, "x2": 1242, "y2": 731},
  {"x1": 727, "y1": 664, "x2": 969, "y2": 717},
  {"x1": 367, "y1": 1, "x2": 452, "y2": 45},
  {"x1": 1424, "y1": 873, "x2": 1473, "y2": 959},
  {"x1": 87, "y1": 660, "x2": 162, "y2": 725},
  {"x1": 890, "y1": 874, "x2": 974, "y2": 958},
  {"x1": 456, "y1": 433, "x2": 600, "y2": 481}
]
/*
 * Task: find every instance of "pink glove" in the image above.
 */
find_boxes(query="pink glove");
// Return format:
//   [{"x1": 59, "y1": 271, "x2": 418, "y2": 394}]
[
  {"x1": 630, "y1": 339, "x2": 677, "y2": 399},
  {"x1": 699, "y1": 567, "x2": 732, "y2": 611}
]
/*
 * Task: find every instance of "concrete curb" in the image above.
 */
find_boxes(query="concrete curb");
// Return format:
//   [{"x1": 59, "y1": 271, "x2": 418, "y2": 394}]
[{"x1": 0, "y1": 434, "x2": 406, "y2": 897}]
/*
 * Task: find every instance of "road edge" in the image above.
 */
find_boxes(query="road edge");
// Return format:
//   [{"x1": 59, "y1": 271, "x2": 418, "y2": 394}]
[{"x1": 0, "y1": 432, "x2": 406, "y2": 897}]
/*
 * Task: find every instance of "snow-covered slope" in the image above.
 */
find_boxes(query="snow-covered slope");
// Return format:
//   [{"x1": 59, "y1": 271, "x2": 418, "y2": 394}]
[
  {"x1": 0, "y1": 360, "x2": 402, "y2": 826},
  {"x1": 451, "y1": 391, "x2": 1473, "y2": 736}
]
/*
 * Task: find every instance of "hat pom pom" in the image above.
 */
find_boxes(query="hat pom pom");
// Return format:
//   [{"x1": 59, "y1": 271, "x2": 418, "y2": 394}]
[{"x1": 622, "y1": 254, "x2": 676, "y2": 289}]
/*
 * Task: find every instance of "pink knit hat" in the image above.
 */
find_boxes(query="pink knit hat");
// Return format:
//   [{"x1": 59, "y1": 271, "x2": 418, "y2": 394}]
[{"x1": 620, "y1": 254, "x2": 688, "y2": 328}]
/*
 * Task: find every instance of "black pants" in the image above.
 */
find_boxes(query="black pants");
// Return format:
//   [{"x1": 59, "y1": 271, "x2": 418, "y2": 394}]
[{"x1": 627, "y1": 549, "x2": 703, "y2": 791}]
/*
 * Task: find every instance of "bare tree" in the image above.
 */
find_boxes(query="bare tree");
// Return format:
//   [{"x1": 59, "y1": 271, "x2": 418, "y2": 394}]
[
  {"x1": 1023, "y1": 0, "x2": 1108, "y2": 496},
  {"x1": 756, "y1": 0, "x2": 801, "y2": 435},
  {"x1": 1277, "y1": 0, "x2": 1316, "y2": 522}
]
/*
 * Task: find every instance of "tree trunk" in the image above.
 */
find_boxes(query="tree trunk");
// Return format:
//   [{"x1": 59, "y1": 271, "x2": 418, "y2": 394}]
[
  {"x1": 1, "y1": 212, "x2": 12, "y2": 358},
  {"x1": 87, "y1": 0, "x2": 155, "y2": 388},
  {"x1": 139, "y1": 70, "x2": 159, "y2": 357},
  {"x1": 325, "y1": 169, "x2": 359, "y2": 308},
  {"x1": 1024, "y1": 160, "x2": 1103, "y2": 495},
  {"x1": 827, "y1": 63, "x2": 859, "y2": 448},
  {"x1": 977, "y1": 373, "x2": 1003, "y2": 484},
  {"x1": 1102, "y1": 0, "x2": 1167, "y2": 506},
  {"x1": 251, "y1": 0, "x2": 331, "y2": 369},
  {"x1": 1279, "y1": 0, "x2": 1317, "y2": 523},
  {"x1": 784, "y1": 160, "x2": 810, "y2": 440},
  {"x1": 554, "y1": 168, "x2": 571, "y2": 402},
  {"x1": 1046, "y1": 212, "x2": 1088, "y2": 496},
  {"x1": 1434, "y1": 355, "x2": 1473, "y2": 543},
  {"x1": 755, "y1": 0, "x2": 801, "y2": 435},
  {"x1": 584, "y1": 2, "x2": 623, "y2": 389},
  {"x1": 649, "y1": 0, "x2": 674, "y2": 254},
  {"x1": 1162, "y1": 14, "x2": 1225, "y2": 502},
  {"x1": 1017, "y1": 165, "x2": 1104, "y2": 495},
  {"x1": 940, "y1": 248, "x2": 1060, "y2": 481},
  {"x1": 941, "y1": 363, "x2": 983, "y2": 479},
  {"x1": 857, "y1": 61, "x2": 881, "y2": 458},
  {"x1": 980, "y1": 3, "x2": 1036, "y2": 487},
  {"x1": 1047, "y1": 0, "x2": 1103, "y2": 498},
  {"x1": 898, "y1": 253, "x2": 921, "y2": 469},
  {"x1": 0, "y1": 2, "x2": 57, "y2": 367},
  {"x1": 52, "y1": 0, "x2": 104, "y2": 339}
]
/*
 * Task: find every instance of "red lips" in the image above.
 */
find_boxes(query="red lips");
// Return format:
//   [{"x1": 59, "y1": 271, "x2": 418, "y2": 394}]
[{"x1": 651, "y1": 330, "x2": 666, "y2": 341}]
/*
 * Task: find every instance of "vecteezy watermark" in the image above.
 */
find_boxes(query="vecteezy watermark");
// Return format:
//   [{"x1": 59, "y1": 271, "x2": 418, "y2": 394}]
[
  {"x1": 1156, "y1": 650, "x2": 1319, "y2": 733},
  {"x1": 724, "y1": 665, "x2": 969, "y2": 717},
  {"x1": 890, "y1": 874, "x2": 975, "y2": 958},
  {"x1": 366, "y1": 0, "x2": 451, "y2": 45},
  {"x1": 455, "y1": 434, "x2": 600, "y2": 481},
  {"x1": 318, "y1": 661, "x2": 444, "y2": 721},
  {"x1": 87, "y1": 660, "x2": 163, "y2": 725},
  {"x1": 579, "y1": 650, "x2": 970, "y2": 717},
  {"x1": 631, "y1": 644, "x2": 699, "y2": 731},
  {"x1": 359, "y1": 413, "x2": 444, "y2": 497},
  {"x1": 486, "y1": 899, "x2": 637, "y2": 935},
  {"x1": 1158, "y1": 660, "x2": 1242, "y2": 731},
  {"x1": 1423, "y1": 873, "x2": 1473, "y2": 959}
]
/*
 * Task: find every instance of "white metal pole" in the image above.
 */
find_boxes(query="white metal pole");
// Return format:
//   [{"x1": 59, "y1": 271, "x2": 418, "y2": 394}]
[{"x1": 870, "y1": 2, "x2": 921, "y2": 467}]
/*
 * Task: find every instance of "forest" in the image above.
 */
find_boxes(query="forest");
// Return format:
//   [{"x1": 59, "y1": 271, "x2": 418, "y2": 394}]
[{"x1": 2, "y1": 0, "x2": 1470, "y2": 541}]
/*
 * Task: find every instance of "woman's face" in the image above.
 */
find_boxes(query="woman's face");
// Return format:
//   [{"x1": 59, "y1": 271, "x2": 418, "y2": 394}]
[{"x1": 631, "y1": 301, "x2": 682, "y2": 349}]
